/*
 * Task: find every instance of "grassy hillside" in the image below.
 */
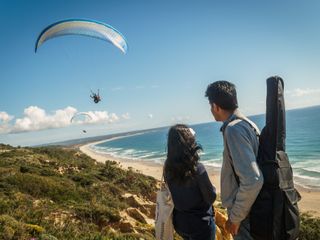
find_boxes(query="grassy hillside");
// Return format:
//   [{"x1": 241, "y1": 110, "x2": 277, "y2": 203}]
[{"x1": 0, "y1": 144, "x2": 158, "y2": 240}]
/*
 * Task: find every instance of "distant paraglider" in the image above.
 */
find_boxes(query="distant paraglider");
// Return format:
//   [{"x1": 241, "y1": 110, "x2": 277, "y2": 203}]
[
  {"x1": 35, "y1": 19, "x2": 128, "y2": 54},
  {"x1": 70, "y1": 112, "x2": 93, "y2": 123},
  {"x1": 70, "y1": 112, "x2": 92, "y2": 133},
  {"x1": 90, "y1": 90, "x2": 101, "y2": 104}
]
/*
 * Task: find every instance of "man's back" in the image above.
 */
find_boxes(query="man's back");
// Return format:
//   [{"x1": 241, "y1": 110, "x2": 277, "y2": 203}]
[{"x1": 220, "y1": 110, "x2": 263, "y2": 225}]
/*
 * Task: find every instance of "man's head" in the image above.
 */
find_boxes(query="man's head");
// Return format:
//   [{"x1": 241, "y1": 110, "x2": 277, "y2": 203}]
[{"x1": 205, "y1": 81, "x2": 238, "y2": 121}]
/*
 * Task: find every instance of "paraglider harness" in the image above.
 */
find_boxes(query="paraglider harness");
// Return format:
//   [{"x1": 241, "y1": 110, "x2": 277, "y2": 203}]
[{"x1": 90, "y1": 90, "x2": 101, "y2": 103}]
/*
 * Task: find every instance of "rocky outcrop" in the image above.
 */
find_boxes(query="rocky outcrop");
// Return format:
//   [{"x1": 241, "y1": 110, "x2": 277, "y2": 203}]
[{"x1": 102, "y1": 193, "x2": 156, "y2": 235}]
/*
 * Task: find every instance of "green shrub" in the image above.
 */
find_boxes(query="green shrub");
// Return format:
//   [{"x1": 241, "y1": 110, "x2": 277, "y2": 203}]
[
  {"x1": 40, "y1": 168, "x2": 57, "y2": 177},
  {"x1": 300, "y1": 212, "x2": 320, "y2": 240},
  {"x1": 20, "y1": 165, "x2": 31, "y2": 173},
  {"x1": 0, "y1": 214, "x2": 29, "y2": 240},
  {"x1": 71, "y1": 173, "x2": 95, "y2": 187},
  {"x1": 75, "y1": 203, "x2": 121, "y2": 226},
  {"x1": 99, "y1": 161, "x2": 157, "y2": 198},
  {"x1": 5, "y1": 173, "x2": 85, "y2": 203}
]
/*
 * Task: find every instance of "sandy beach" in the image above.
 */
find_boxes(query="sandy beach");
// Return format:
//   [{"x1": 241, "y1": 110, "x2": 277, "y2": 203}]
[{"x1": 80, "y1": 140, "x2": 320, "y2": 217}]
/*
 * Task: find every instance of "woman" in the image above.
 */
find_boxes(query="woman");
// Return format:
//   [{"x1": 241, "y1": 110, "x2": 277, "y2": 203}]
[{"x1": 164, "y1": 124, "x2": 216, "y2": 240}]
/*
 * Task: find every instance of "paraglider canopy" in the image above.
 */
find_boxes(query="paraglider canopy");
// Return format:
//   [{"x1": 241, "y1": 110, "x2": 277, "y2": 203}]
[
  {"x1": 70, "y1": 112, "x2": 93, "y2": 123},
  {"x1": 35, "y1": 19, "x2": 128, "y2": 54}
]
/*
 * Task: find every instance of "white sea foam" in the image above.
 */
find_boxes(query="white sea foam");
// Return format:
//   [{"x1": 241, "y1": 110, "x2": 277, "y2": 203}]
[
  {"x1": 121, "y1": 149, "x2": 136, "y2": 154},
  {"x1": 148, "y1": 157, "x2": 165, "y2": 164},
  {"x1": 300, "y1": 167, "x2": 320, "y2": 175},
  {"x1": 293, "y1": 173, "x2": 318, "y2": 181},
  {"x1": 292, "y1": 159, "x2": 320, "y2": 168},
  {"x1": 139, "y1": 152, "x2": 163, "y2": 159},
  {"x1": 202, "y1": 158, "x2": 222, "y2": 168},
  {"x1": 293, "y1": 172, "x2": 320, "y2": 189},
  {"x1": 204, "y1": 162, "x2": 222, "y2": 168}
]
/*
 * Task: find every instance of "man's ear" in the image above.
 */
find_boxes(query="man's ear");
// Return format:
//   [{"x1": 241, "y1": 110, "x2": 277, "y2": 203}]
[{"x1": 213, "y1": 103, "x2": 219, "y2": 112}]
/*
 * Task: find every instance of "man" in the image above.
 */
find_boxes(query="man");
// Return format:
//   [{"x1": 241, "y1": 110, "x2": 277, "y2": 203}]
[
  {"x1": 90, "y1": 90, "x2": 101, "y2": 103},
  {"x1": 205, "y1": 81, "x2": 263, "y2": 239}
]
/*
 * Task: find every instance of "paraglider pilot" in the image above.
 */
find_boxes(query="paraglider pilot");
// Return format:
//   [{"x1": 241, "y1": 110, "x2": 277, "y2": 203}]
[{"x1": 90, "y1": 90, "x2": 101, "y2": 103}]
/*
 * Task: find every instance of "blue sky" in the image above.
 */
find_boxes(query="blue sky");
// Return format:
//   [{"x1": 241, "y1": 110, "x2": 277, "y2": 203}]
[{"x1": 1, "y1": 0, "x2": 320, "y2": 146}]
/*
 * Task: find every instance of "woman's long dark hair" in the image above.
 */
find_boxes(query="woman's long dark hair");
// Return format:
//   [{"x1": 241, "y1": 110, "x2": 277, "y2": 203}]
[{"x1": 164, "y1": 124, "x2": 202, "y2": 183}]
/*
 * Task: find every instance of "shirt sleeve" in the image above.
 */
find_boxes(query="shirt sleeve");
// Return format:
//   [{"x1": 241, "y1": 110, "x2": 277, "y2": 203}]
[
  {"x1": 196, "y1": 163, "x2": 217, "y2": 205},
  {"x1": 225, "y1": 125, "x2": 264, "y2": 224}
]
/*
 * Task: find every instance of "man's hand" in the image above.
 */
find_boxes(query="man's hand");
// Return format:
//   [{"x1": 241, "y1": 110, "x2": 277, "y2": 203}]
[{"x1": 225, "y1": 219, "x2": 240, "y2": 236}]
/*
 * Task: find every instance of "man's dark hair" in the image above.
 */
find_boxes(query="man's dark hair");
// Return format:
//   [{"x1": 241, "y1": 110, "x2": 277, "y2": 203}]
[{"x1": 205, "y1": 80, "x2": 238, "y2": 111}]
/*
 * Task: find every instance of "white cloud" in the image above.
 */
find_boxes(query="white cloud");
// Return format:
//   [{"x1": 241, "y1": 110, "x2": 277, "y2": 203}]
[
  {"x1": 11, "y1": 106, "x2": 77, "y2": 133},
  {"x1": 0, "y1": 111, "x2": 14, "y2": 134},
  {"x1": 0, "y1": 112, "x2": 14, "y2": 123},
  {"x1": 148, "y1": 113, "x2": 153, "y2": 119},
  {"x1": 1, "y1": 106, "x2": 125, "y2": 134},
  {"x1": 285, "y1": 88, "x2": 320, "y2": 97},
  {"x1": 284, "y1": 88, "x2": 320, "y2": 109},
  {"x1": 70, "y1": 111, "x2": 121, "y2": 124},
  {"x1": 122, "y1": 112, "x2": 130, "y2": 120},
  {"x1": 83, "y1": 111, "x2": 118, "y2": 124}
]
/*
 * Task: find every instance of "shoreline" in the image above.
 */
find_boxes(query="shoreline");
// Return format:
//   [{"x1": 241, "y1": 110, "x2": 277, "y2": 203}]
[{"x1": 79, "y1": 139, "x2": 320, "y2": 217}]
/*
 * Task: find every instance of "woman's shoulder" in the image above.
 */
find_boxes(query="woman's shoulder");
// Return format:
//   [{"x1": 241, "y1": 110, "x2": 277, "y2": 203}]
[{"x1": 196, "y1": 162, "x2": 206, "y2": 175}]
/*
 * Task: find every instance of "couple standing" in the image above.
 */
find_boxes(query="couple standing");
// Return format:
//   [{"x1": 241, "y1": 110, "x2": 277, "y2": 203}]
[{"x1": 164, "y1": 81, "x2": 264, "y2": 240}]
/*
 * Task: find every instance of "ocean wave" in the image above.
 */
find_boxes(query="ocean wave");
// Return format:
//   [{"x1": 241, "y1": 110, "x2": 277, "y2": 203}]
[
  {"x1": 293, "y1": 182, "x2": 315, "y2": 190},
  {"x1": 90, "y1": 145, "x2": 166, "y2": 163},
  {"x1": 90, "y1": 147, "x2": 124, "y2": 157},
  {"x1": 140, "y1": 152, "x2": 165, "y2": 159},
  {"x1": 92, "y1": 146, "x2": 123, "y2": 152},
  {"x1": 121, "y1": 149, "x2": 137, "y2": 155},
  {"x1": 92, "y1": 146, "x2": 155, "y2": 157},
  {"x1": 293, "y1": 168, "x2": 320, "y2": 180},
  {"x1": 293, "y1": 173, "x2": 318, "y2": 181},
  {"x1": 292, "y1": 159, "x2": 320, "y2": 168},
  {"x1": 90, "y1": 149, "x2": 120, "y2": 158},
  {"x1": 203, "y1": 162, "x2": 222, "y2": 168},
  {"x1": 201, "y1": 159, "x2": 222, "y2": 168},
  {"x1": 293, "y1": 172, "x2": 320, "y2": 190},
  {"x1": 300, "y1": 168, "x2": 320, "y2": 175}
]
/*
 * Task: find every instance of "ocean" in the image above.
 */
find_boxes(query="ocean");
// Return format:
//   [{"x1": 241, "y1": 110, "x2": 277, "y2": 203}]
[{"x1": 91, "y1": 106, "x2": 320, "y2": 190}]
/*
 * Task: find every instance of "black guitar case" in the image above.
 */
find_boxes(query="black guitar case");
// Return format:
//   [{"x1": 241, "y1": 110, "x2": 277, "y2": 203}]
[{"x1": 250, "y1": 76, "x2": 301, "y2": 240}]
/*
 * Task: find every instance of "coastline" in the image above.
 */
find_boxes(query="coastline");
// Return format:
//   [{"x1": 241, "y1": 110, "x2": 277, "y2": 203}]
[{"x1": 79, "y1": 139, "x2": 320, "y2": 217}]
